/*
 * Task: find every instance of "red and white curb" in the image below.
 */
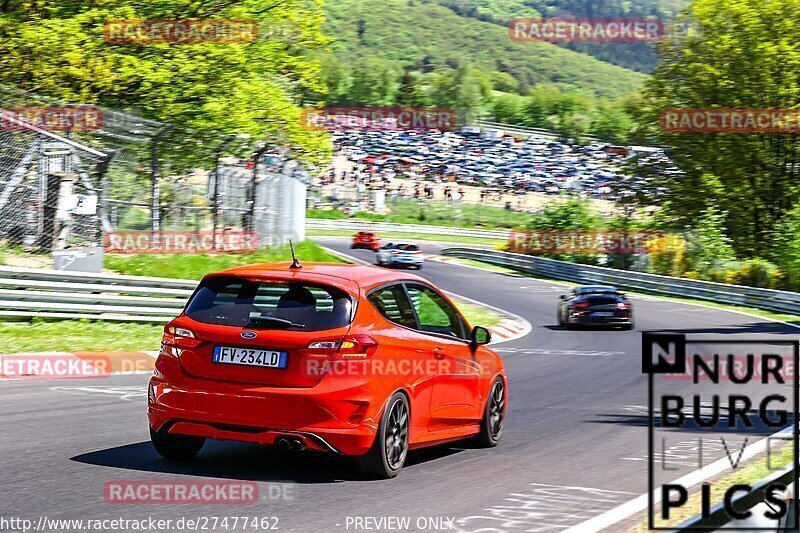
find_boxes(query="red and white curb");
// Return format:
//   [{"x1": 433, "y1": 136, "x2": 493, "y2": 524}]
[
  {"x1": 489, "y1": 318, "x2": 530, "y2": 343},
  {"x1": 443, "y1": 291, "x2": 532, "y2": 345}
]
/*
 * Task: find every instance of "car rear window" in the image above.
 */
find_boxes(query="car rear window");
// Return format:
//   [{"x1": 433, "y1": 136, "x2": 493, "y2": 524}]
[
  {"x1": 577, "y1": 286, "x2": 617, "y2": 295},
  {"x1": 185, "y1": 277, "x2": 354, "y2": 331},
  {"x1": 396, "y1": 244, "x2": 419, "y2": 251}
]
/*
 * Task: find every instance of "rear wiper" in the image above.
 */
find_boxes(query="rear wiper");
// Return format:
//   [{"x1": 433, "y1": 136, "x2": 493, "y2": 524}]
[{"x1": 246, "y1": 316, "x2": 306, "y2": 329}]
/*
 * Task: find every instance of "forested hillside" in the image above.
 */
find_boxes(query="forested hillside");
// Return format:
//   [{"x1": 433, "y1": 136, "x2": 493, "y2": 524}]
[
  {"x1": 321, "y1": 0, "x2": 648, "y2": 104},
  {"x1": 433, "y1": 0, "x2": 689, "y2": 72}
]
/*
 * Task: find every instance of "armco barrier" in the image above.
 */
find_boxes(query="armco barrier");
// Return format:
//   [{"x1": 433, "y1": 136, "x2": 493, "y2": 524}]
[
  {"x1": 440, "y1": 248, "x2": 800, "y2": 316},
  {"x1": 0, "y1": 265, "x2": 195, "y2": 322},
  {"x1": 306, "y1": 218, "x2": 508, "y2": 240},
  {"x1": 475, "y1": 120, "x2": 604, "y2": 143}
]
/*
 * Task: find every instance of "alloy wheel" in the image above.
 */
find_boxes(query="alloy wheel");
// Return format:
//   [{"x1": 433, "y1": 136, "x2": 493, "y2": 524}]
[
  {"x1": 384, "y1": 398, "x2": 408, "y2": 470},
  {"x1": 488, "y1": 380, "x2": 505, "y2": 439}
]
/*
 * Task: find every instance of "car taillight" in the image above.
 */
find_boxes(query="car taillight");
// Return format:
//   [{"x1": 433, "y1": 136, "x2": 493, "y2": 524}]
[
  {"x1": 572, "y1": 301, "x2": 590, "y2": 309},
  {"x1": 391, "y1": 250, "x2": 400, "y2": 254},
  {"x1": 307, "y1": 335, "x2": 378, "y2": 360},
  {"x1": 616, "y1": 302, "x2": 629, "y2": 310},
  {"x1": 162, "y1": 325, "x2": 202, "y2": 351}
]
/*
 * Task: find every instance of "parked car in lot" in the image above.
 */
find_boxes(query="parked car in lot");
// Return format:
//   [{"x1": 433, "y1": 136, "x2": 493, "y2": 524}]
[
  {"x1": 352, "y1": 231, "x2": 380, "y2": 251},
  {"x1": 556, "y1": 285, "x2": 633, "y2": 330},
  {"x1": 376, "y1": 242, "x2": 424, "y2": 269},
  {"x1": 148, "y1": 262, "x2": 506, "y2": 478}
]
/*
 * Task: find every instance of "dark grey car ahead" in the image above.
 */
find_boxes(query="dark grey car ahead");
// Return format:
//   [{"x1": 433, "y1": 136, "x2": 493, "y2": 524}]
[{"x1": 557, "y1": 285, "x2": 633, "y2": 330}]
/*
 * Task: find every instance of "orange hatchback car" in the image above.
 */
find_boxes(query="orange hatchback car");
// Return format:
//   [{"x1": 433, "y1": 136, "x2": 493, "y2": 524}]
[{"x1": 148, "y1": 261, "x2": 507, "y2": 478}]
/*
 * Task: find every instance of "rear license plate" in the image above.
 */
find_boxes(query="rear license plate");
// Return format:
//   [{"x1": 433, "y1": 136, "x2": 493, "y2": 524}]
[
  {"x1": 212, "y1": 346, "x2": 287, "y2": 369},
  {"x1": 592, "y1": 312, "x2": 615, "y2": 317}
]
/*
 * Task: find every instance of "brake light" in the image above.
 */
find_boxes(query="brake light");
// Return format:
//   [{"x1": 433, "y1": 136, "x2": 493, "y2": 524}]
[
  {"x1": 162, "y1": 325, "x2": 202, "y2": 350},
  {"x1": 572, "y1": 301, "x2": 590, "y2": 309},
  {"x1": 616, "y1": 302, "x2": 629, "y2": 310},
  {"x1": 391, "y1": 250, "x2": 400, "y2": 254},
  {"x1": 307, "y1": 335, "x2": 379, "y2": 360}
]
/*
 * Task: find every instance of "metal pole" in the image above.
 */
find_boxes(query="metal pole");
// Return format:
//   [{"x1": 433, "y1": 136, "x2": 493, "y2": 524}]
[
  {"x1": 212, "y1": 134, "x2": 236, "y2": 251},
  {"x1": 150, "y1": 124, "x2": 173, "y2": 247},
  {"x1": 246, "y1": 144, "x2": 269, "y2": 233}
]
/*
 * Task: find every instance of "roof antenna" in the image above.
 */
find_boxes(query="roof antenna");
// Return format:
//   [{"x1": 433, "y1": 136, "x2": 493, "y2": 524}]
[{"x1": 289, "y1": 239, "x2": 302, "y2": 269}]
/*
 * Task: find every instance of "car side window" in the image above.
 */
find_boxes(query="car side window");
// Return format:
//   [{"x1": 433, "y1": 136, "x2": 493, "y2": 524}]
[
  {"x1": 368, "y1": 285, "x2": 417, "y2": 329},
  {"x1": 405, "y1": 284, "x2": 467, "y2": 340}
]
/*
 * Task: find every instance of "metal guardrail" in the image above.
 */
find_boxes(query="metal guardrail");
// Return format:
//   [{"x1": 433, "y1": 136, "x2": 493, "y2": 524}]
[
  {"x1": 440, "y1": 248, "x2": 800, "y2": 316},
  {"x1": 0, "y1": 265, "x2": 195, "y2": 322},
  {"x1": 306, "y1": 219, "x2": 509, "y2": 240},
  {"x1": 475, "y1": 120, "x2": 604, "y2": 143}
]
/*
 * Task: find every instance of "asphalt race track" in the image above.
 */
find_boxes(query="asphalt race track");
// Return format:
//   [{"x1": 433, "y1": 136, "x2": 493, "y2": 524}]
[{"x1": 3, "y1": 239, "x2": 797, "y2": 532}]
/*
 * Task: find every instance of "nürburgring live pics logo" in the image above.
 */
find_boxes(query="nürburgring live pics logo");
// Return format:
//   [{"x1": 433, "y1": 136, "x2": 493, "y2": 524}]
[{"x1": 642, "y1": 332, "x2": 799, "y2": 530}]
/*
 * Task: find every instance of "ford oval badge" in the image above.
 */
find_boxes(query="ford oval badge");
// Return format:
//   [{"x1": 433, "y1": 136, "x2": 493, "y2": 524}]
[{"x1": 241, "y1": 331, "x2": 257, "y2": 339}]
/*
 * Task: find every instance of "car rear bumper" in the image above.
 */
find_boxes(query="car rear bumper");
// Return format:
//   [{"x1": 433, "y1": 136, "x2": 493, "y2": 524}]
[
  {"x1": 568, "y1": 314, "x2": 632, "y2": 326},
  {"x1": 147, "y1": 357, "x2": 380, "y2": 456},
  {"x1": 388, "y1": 257, "x2": 424, "y2": 267}
]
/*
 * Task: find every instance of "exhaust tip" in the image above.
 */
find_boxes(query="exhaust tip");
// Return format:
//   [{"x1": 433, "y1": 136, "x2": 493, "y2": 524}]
[
  {"x1": 290, "y1": 437, "x2": 306, "y2": 451},
  {"x1": 276, "y1": 437, "x2": 291, "y2": 451}
]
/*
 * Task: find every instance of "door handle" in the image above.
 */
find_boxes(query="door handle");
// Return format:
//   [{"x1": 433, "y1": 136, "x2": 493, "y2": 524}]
[{"x1": 433, "y1": 347, "x2": 446, "y2": 359}]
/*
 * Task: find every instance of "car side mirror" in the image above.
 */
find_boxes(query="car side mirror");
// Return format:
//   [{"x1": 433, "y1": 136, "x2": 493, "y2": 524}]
[
  {"x1": 471, "y1": 326, "x2": 491, "y2": 346},
  {"x1": 559, "y1": 295, "x2": 567, "y2": 300}
]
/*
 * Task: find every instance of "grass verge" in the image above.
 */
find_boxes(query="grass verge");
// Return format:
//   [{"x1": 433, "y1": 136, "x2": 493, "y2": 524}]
[
  {"x1": 309, "y1": 198, "x2": 531, "y2": 230},
  {"x1": 0, "y1": 319, "x2": 164, "y2": 352},
  {"x1": 453, "y1": 299, "x2": 502, "y2": 328},
  {"x1": 308, "y1": 229, "x2": 506, "y2": 246},
  {"x1": 3, "y1": 241, "x2": 503, "y2": 352},
  {"x1": 104, "y1": 241, "x2": 343, "y2": 279},
  {"x1": 1, "y1": 301, "x2": 501, "y2": 352}
]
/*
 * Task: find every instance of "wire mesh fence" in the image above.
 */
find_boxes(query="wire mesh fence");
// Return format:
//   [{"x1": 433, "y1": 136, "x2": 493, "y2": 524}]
[{"x1": 0, "y1": 85, "x2": 310, "y2": 260}]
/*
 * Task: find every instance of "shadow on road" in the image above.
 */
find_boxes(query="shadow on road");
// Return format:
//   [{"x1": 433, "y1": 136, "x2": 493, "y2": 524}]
[
  {"x1": 587, "y1": 409, "x2": 794, "y2": 436},
  {"x1": 71, "y1": 440, "x2": 465, "y2": 484},
  {"x1": 646, "y1": 321, "x2": 798, "y2": 335}
]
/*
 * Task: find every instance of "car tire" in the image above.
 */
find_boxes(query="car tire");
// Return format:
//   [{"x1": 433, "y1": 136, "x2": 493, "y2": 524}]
[
  {"x1": 414, "y1": 265, "x2": 422, "y2": 270},
  {"x1": 150, "y1": 426, "x2": 205, "y2": 460},
  {"x1": 358, "y1": 392, "x2": 409, "y2": 479},
  {"x1": 476, "y1": 377, "x2": 505, "y2": 448},
  {"x1": 621, "y1": 323, "x2": 634, "y2": 331}
]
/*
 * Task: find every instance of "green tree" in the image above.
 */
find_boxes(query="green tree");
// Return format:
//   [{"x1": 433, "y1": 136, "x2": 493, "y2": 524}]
[
  {"x1": 0, "y1": 0, "x2": 332, "y2": 167},
  {"x1": 643, "y1": 0, "x2": 800, "y2": 256},
  {"x1": 491, "y1": 94, "x2": 524, "y2": 123},
  {"x1": 684, "y1": 205, "x2": 737, "y2": 276},
  {"x1": 395, "y1": 67, "x2": 422, "y2": 107},
  {"x1": 590, "y1": 100, "x2": 634, "y2": 144},
  {"x1": 771, "y1": 203, "x2": 800, "y2": 290}
]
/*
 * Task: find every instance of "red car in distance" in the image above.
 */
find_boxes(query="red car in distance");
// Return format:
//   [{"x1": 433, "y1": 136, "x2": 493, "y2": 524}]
[
  {"x1": 148, "y1": 261, "x2": 507, "y2": 478},
  {"x1": 352, "y1": 231, "x2": 381, "y2": 251}
]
